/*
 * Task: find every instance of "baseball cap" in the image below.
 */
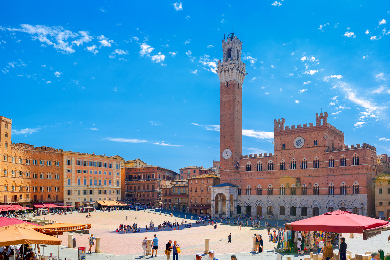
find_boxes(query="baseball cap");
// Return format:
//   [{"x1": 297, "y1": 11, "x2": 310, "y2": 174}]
[
  {"x1": 196, "y1": 253, "x2": 203, "y2": 257},
  {"x1": 209, "y1": 250, "x2": 214, "y2": 254},
  {"x1": 231, "y1": 254, "x2": 237, "y2": 259}
]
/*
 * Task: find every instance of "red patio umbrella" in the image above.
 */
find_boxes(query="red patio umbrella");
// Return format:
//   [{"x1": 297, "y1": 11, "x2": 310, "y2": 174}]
[
  {"x1": 285, "y1": 210, "x2": 389, "y2": 233},
  {"x1": 0, "y1": 217, "x2": 41, "y2": 228}
]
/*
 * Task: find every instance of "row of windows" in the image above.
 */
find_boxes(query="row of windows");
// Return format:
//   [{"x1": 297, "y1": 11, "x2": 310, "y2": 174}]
[
  {"x1": 2, "y1": 170, "x2": 60, "y2": 179},
  {"x1": 69, "y1": 169, "x2": 119, "y2": 176},
  {"x1": 238, "y1": 184, "x2": 360, "y2": 195},
  {"x1": 68, "y1": 179, "x2": 119, "y2": 187},
  {"x1": 3, "y1": 185, "x2": 60, "y2": 192},
  {"x1": 67, "y1": 159, "x2": 119, "y2": 169},
  {"x1": 249, "y1": 206, "x2": 359, "y2": 216},
  {"x1": 127, "y1": 185, "x2": 156, "y2": 191},
  {"x1": 2, "y1": 156, "x2": 60, "y2": 166},
  {"x1": 378, "y1": 188, "x2": 390, "y2": 195},
  {"x1": 245, "y1": 156, "x2": 360, "y2": 171},
  {"x1": 66, "y1": 189, "x2": 120, "y2": 195}
]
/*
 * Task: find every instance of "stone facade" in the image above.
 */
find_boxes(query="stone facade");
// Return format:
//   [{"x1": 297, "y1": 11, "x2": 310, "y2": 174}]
[
  {"x1": 373, "y1": 174, "x2": 390, "y2": 219},
  {"x1": 188, "y1": 174, "x2": 220, "y2": 215},
  {"x1": 211, "y1": 35, "x2": 379, "y2": 219}
]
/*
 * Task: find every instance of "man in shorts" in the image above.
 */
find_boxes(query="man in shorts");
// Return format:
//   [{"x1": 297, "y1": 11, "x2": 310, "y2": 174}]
[
  {"x1": 88, "y1": 234, "x2": 95, "y2": 254},
  {"x1": 152, "y1": 234, "x2": 159, "y2": 257}
]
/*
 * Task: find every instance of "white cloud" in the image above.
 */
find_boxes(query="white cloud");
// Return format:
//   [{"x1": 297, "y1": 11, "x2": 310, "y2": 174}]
[
  {"x1": 323, "y1": 75, "x2": 343, "y2": 82},
  {"x1": 375, "y1": 72, "x2": 387, "y2": 81},
  {"x1": 318, "y1": 23, "x2": 330, "y2": 31},
  {"x1": 271, "y1": 65, "x2": 275, "y2": 68},
  {"x1": 169, "y1": 52, "x2": 177, "y2": 57},
  {"x1": 140, "y1": 43, "x2": 154, "y2": 56},
  {"x1": 150, "y1": 121, "x2": 161, "y2": 126},
  {"x1": 379, "y1": 19, "x2": 387, "y2": 25},
  {"x1": 132, "y1": 37, "x2": 139, "y2": 42},
  {"x1": 299, "y1": 89, "x2": 307, "y2": 93},
  {"x1": 153, "y1": 142, "x2": 182, "y2": 147},
  {"x1": 332, "y1": 111, "x2": 341, "y2": 115},
  {"x1": 303, "y1": 81, "x2": 311, "y2": 85},
  {"x1": 186, "y1": 50, "x2": 192, "y2": 56},
  {"x1": 365, "y1": 29, "x2": 370, "y2": 34},
  {"x1": 12, "y1": 128, "x2": 40, "y2": 135},
  {"x1": 207, "y1": 45, "x2": 214, "y2": 48},
  {"x1": 354, "y1": 122, "x2": 365, "y2": 128},
  {"x1": 304, "y1": 70, "x2": 318, "y2": 75},
  {"x1": 301, "y1": 56, "x2": 307, "y2": 61},
  {"x1": 250, "y1": 77, "x2": 256, "y2": 82},
  {"x1": 242, "y1": 53, "x2": 257, "y2": 66},
  {"x1": 371, "y1": 86, "x2": 386, "y2": 94},
  {"x1": 173, "y1": 2, "x2": 183, "y2": 11},
  {"x1": 199, "y1": 55, "x2": 218, "y2": 73},
  {"x1": 91, "y1": 128, "x2": 98, "y2": 131},
  {"x1": 379, "y1": 138, "x2": 390, "y2": 141},
  {"x1": 343, "y1": 32, "x2": 356, "y2": 38},
  {"x1": 186, "y1": 15, "x2": 190, "y2": 19},
  {"x1": 46, "y1": 81, "x2": 51, "y2": 84},
  {"x1": 97, "y1": 35, "x2": 114, "y2": 47},
  {"x1": 295, "y1": 100, "x2": 300, "y2": 103},
  {"x1": 112, "y1": 49, "x2": 128, "y2": 55},
  {"x1": 242, "y1": 129, "x2": 274, "y2": 140},
  {"x1": 113, "y1": 87, "x2": 117, "y2": 92},
  {"x1": 72, "y1": 31, "x2": 92, "y2": 46},
  {"x1": 151, "y1": 52, "x2": 165, "y2": 63},
  {"x1": 271, "y1": 1, "x2": 282, "y2": 6},
  {"x1": 184, "y1": 39, "x2": 191, "y2": 45},
  {"x1": 86, "y1": 45, "x2": 98, "y2": 54},
  {"x1": 106, "y1": 137, "x2": 147, "y2": 143},
  {"x1": 331, "y1": 96, "x2": 338, "y2": 100},
  {"x1": 370, "y1": 36, "x2": 378, "y2": 40},
  {"x1": 244, "y1": 147, "x2": 267, "y2": 154},
  {"x1": 191, "y1": 69, "x2": 198, "y2": 74},
  {"x1": 54, "y1": 71, "x2": 61, "y2": 77}
]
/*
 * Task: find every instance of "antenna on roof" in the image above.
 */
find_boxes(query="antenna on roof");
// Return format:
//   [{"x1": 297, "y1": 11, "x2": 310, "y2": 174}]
[{"x1": 321, "y1": 108, "x2": 322, "y2": 113}]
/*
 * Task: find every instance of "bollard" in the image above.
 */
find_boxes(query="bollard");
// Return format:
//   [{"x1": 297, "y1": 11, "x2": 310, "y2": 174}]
[
  {"x1": 310, "y1": 252, "x2": 314, "y2": 258},
  {"x1": 68, "y1": 234, "x2": 73, "y2": 248},
  {"x1": 349, "y1": 233, "x2": 354, "y2": 238},
  {"x1": 191, "y1": 216, "x2": 193, "y2": 220},
  {"x1": 95, "y1": 237, "x2": 101, "y2": 253},
  {"x1": 313, "y1": 254, "x2": 318, "y2": 260},
  {"x1": 146, "y1": 239, "x2": 152, "y2": 255},
  {"x1": 252, "y1": 236, "x2": 257, "y2": 252},
  {"x1": 204, "y1": 238, "x2": 210, "y2": 254},
  {"x1": 287, "y1": 257, "x2": 291, "y2": 260}
]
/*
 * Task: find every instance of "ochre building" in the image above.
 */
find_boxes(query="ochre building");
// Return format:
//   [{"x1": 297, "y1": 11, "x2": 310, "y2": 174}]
[
  {"x1": 0, "y1": 116, "x2": 63, "y2": 206},
  {"x1": 189, "y1": 174, "x2": 220, "y2": 215},
  {"x1": 373, "y1": 174, "x2": 390, "y2": 219},
  {"x1": 211, "y1": 34, "x2": 378, "y2": 219},
  {"x1": 63, "y1": 151, "x2": 122, "y2": 207}
]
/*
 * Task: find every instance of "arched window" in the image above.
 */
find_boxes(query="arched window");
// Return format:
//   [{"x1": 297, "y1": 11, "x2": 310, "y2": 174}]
[
  {"x1": 246, "y1": 185, "x2": 251, "y2": 195},
  {"x1": 313, "y1": 183, "x2": 320, "y2": 195},
  {"x1": 280, "y1": 161, "x2": 285, "y2": 170},
  {"x1": 353, "y1": 154, "x2": 359, "y2": 166},
  {"x1": 280, "y1": 185, "x2": 285, "y2": 195},
  {"x1": 340, "y1": 157, "x2": 346, "y2": 166},
  {"x1": 329, "y1": 157, "x2": 334, "y2": 167},
  {"x1": 290, "y1": 184, "x2": 296, "y2": 195},
  {"x1": 267, "y1": 184, "x2": 273, "y2": 195},
  {"x1": 301, "y1": 159, "x2": 307, "y2": 169},
  {"x1": 291, "y1": 160, "x2": 296, "y2": 170},
  {"x1": 256, "y1": 185, "x2": 262, "y2": 195},
  {"x1": 340, "y1": 182, "x2": 347, "y2": 195},
  {"x1": 313, "y1": 158, "x2": 320, "y2": 168},
  {"x1": 328, "y1": 183, "x2": 334, "y2": 195},
  {"x1": 246, "y1": 162, "x2": 251, "y2": 171},
  {"x1": 301, "y1": 184, "x2": 307, "y2": 195},
  {"x1": 290, "y1": 206, "x2": 296, "y2": 216},
  {"x1": 353, "y1": 181, "x2": 359, "y2": 194},
  {"x1": 268, "y1": 161, "x2": 273, "y2": 171},
  {"x1": 237, "y1": 186, "x2": 241, "y2": 195},
  {"x1": 256, "y1": 162, "x2": 262, "y2": 171}
]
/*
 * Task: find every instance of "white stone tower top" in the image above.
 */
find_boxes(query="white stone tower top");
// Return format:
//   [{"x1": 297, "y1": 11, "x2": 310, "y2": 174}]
[{"x1": 217, "y1": 33, "x2": 247, "y2": 84}]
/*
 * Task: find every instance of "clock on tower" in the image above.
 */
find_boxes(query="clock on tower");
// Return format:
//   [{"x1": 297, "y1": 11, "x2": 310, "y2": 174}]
[{"x1": 217, "y1": 33, "x2": 247, "y2": 173}]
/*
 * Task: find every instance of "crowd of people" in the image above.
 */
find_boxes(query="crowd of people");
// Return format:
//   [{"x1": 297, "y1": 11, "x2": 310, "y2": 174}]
[{"x1": 0, "y1": 245, "x2": 37, "y2": 260}]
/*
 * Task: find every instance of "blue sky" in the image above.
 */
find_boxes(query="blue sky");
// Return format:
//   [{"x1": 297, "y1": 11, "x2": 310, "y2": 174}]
[{"x1": 1, "y1": 1, "x2": 389, "y2": 172}]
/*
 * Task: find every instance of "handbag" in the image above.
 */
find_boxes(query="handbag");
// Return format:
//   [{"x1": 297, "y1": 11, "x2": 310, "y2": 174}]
[{"x1": 177, "y1": 247, "x2": 181, "y2": 254}]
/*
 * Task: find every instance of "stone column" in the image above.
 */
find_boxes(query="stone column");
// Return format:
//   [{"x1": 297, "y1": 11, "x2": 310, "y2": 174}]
[
  {"x1": 226, "y1": 200, "x2": 231, "y2": 218},
  {"x1": 146, "y1": 239, "x2": 152, "y2": 255},
  {"x1": 233, "y1": 200, "x2": 237, "y2": 216},
  {"x1": 252, "y1": 236, "x2": 257, "y2": 252},
  {"x1": 204, "y1": 238, "x2": 210, "y2": 254},
  {"x1": 218, "y1": 196, "x2": 222, "y2": 216},
  {"x1": 95, "y1": 237, "x2": 101, "y2": 253},
  {"x1": 68, "y1": 234, "x2": 73, "y2": 248}
]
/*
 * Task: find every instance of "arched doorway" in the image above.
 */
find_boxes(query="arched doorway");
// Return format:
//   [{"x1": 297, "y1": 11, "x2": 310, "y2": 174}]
[{"x1": 214, "y1": 193, "x2": 227, "y2": 216}]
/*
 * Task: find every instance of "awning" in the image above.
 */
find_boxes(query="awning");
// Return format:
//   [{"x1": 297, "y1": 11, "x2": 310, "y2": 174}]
[
  {"x1": 34, "y1": 223, "x2": 91, "y2": 235},
  {"x1": 96, "y1": 200, "x2": 127, "y2": 207},
  {"x1": 0, "y1": 225, "x2": 61, "y2": 247},
  {"x1": 44, "y1": 204, "x2": 59, "y2": 208},
  {"x1": 0, "y1": 217, "x2": 41, "y2": 228},
  {"x1": 34, "y1": 204, "x2": 45, "y2": 208}
]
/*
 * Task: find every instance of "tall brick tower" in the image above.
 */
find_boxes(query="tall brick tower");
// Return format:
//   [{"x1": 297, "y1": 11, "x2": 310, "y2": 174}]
[{"x1": 217, "y1": 33, "x2": 246, "y2": 177}]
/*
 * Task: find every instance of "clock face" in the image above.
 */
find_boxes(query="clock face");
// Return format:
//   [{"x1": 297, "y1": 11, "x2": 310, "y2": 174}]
[
  {"x1": 294, "y1": 137, "x2": 305, "y2": 149},
  {"x1": 222, "y1": 148, "x2": 232, "y2": 159}
]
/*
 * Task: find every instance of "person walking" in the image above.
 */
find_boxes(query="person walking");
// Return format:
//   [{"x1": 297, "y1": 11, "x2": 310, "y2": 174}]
[
  {"x1": 338, "y1": 238, "x2": 347, "y2": 260},
  {"x1": 88, "y1": 234, "x2": 95, "y2": 254},
  {"x1": 259, "y1": 235, "x2": 263, "y2": 253},
  {"x1": 196, "y1": 253, "x2": 203, "y2": 260},
  {"x1": 152, "y1": 234, "x2": 159, "y2": 257},
  {"x1": 165, "y1": 240, "x2": 172, "y2": 260},
  {"x1": 142, "y1": 237, "x2": 147, "y2": 257},
  {"x1": 228, "y1": 233, "x2": 231, "y2": 243},
  {"x1": 318, "y1": 238, "x2": 324, "y2": 254},
  {"x1": 323, "y1": 241, "x2": 334, "y2": 260},
  {"x1": 255, "y1": 235, "x2": 260, "y2": 252},
  {"x1": 172, "y1": 241, "x2": 179, "y2": 260}
]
